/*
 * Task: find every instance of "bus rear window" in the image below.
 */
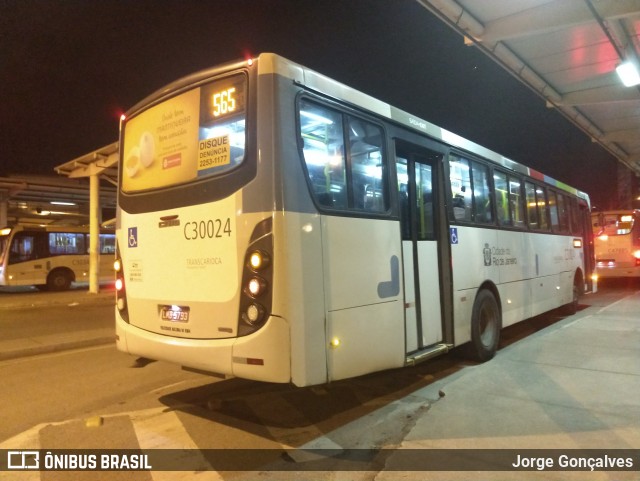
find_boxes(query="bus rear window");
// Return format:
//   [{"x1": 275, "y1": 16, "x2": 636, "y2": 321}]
[
  {"x1": 595, "y1": 214, "x2": 635, "y2": 236},
  {"x1": 122, "y1": 74, "x2": 247, "y2": 193}
]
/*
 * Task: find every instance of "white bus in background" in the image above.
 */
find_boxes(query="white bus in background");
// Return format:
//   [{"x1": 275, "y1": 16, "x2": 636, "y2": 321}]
[
  {"x1": 592, "y1": 210, "x2": 640, "y2": 278},
  {"x1": 114, "y1": 53, "x2": 594, "y2": 387},
  {"x1": 0, "y1": 225, "x2": 115, "y2": 290}
]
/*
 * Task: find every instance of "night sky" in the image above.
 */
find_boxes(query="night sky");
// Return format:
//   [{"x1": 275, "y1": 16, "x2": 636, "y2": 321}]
[{"x1": 1, "y1": 0, "x2": 617, "y2": 208}]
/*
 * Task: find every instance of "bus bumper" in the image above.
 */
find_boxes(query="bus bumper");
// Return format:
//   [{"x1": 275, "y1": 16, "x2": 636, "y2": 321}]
[
  {"x1": 115, "y1": 310, "x2": 291, "y2": 383},
  {"x1": 594, "y1": 265, "x2": 640, "y2": 279}
]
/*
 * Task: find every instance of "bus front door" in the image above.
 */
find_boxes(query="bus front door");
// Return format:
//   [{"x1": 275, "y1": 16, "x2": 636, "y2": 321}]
[{"x1": 396, "y1": 144, "x2": 445, "y2": 356}]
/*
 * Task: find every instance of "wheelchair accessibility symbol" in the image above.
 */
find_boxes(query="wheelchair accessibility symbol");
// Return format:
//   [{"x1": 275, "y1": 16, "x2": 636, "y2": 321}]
[
  {"x1": 450, "y1": 227, "x2": 459, "y2": 245},
  {"x1": 128, "y1": 227, "x2": 138, "y2": 248}
]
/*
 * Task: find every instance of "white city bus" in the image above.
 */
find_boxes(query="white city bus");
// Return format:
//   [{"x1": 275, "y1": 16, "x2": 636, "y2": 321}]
[
  {"x1": 0, "y1": 225, "x2": 116, "y2": 290},
  {"x1": 114, "y1": 53, "x2": 594, "y2": 386},
  {"x1": 592, "y1": 210, "x2": 640, "y2": 278}
]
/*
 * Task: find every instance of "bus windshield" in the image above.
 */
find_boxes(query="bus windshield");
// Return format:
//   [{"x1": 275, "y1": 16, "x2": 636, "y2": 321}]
[
  {"x1": 0, "y1": 228, "x2": 10, "y2": 265},
  {"x1": 122, "y1": 73, "x2": 247, "y2": 193}
]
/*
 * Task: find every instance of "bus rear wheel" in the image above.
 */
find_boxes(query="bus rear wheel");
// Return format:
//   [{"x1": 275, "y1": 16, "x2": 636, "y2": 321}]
[
  {"x1": 470, "y1": 289, "x2": 501, "y2": 362},
  {"x1": 47, "y1": 269, "x2": 73, "y2": 291}
]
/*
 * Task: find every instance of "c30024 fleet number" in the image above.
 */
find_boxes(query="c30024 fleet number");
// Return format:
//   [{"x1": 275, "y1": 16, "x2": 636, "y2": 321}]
[{"x1": 184, "y1": 218, "x2": 232, "y2": 240}]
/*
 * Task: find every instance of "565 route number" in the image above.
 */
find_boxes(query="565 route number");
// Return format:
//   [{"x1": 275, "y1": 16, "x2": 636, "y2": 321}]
[{"x1": 184, "y1": 218, "x2": 232, "y2": 240}]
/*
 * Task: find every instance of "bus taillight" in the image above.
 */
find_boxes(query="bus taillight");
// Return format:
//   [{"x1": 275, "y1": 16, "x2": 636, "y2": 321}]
[
  {"x1": 248, "y1": 250, "x2": 270, "y2": 271},
  {"x1": 238, "y1": 218, "x2": 273, "y2": 335},
  {"x1": 246, "y1": 276, "x2": 267, "y2": 298},
  {"x1": 114, "y1": 258, "x2": 124, "y2": 292},
  {"x1": 245, "y1": 303, "x2": 266, "y2": 325},
  {"x1": 114, "y1": 242, "x2": 129, "y2": 322}
]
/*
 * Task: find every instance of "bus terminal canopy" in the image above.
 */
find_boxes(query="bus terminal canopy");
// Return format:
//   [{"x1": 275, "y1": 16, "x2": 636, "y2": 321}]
[
  {"x1": 417, "y1": 0, "x2": 640, "y2": 179},
  {"x1": 55, "y1": 142, "x2": 119, "y2": 182},
  {"x1": 54, "y1": 142, "x2": 119, "y2": 293},
  {"x1": 0, "y1": 174, "x2": 115, "y2": 227}
]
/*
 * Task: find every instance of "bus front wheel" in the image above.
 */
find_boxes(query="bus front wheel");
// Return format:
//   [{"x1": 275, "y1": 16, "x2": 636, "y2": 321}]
[
  {"x1": 560, "y1": 274, "x2": 582, "y2": 315},
  {"x1": 47, "y1": 269, "x2": 73, "y2": 291},
  {"x1": 470, "y1": 289, "x2": 501, "y2": 362}
]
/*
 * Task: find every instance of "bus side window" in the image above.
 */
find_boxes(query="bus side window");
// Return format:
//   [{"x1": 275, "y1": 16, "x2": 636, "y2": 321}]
[
  {"x1": 448, "y1": 156, "x2": 472, "y2": 222},
  {"x1": 398, "y1": 181, "x2": 411, "y2": 240},
  {"x1": 416, "y1": 163, "x2": 435, "y2": 240},
  {"x1": 494, "y1": 170, "x2": 509, "y2": 226},
  {"x1": 299, "y1": 100, "x2": 347, "y2": 209},
  {"x1": 470, "y1": 161, "x2": 493, "y2": 224},
  {"x1": 576, "y1": 199, "x2": 587, "y2": 235},
  {"x1": 510, "y1": 176, "x2": 525, "y2": 228},
  {"x1": 525, "y1": 182, "x2": 538, "y2": 229},
  {"x1": 536, "y1": 186, "x2": 550, "y2": 231},
  {"x1": 347, "y1": 118, "x2": 386, "y2": 213},
  {"x1": 448, "y1": 156, "x2": 492, "y2": 224},
  {"x1": 49, "y1": 232, "x2": 85, "y2": 255},
  {"x1": 556, "y1": 193, "x2": 570, "y2": 234},
  {"x1": 299, "y1": 100, "x2": 387, "y2": 213},
  {"x1": 549, "y1": 191, "x2": 560, "y2": 232},
  {"x1": 99, "y1": 234, "x2": 116, "y2": 254},
  {"x1": 87, "y1": 233, "x2": 116, "y2": 254},
  {"x1": 494, "y1": 170, "x2": 525, "y2": 228}
]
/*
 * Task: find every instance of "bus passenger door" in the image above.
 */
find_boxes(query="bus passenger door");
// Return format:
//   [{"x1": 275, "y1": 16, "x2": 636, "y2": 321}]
[{"x1": 396, "y1": 143, "x2": 445, "y2": 355}]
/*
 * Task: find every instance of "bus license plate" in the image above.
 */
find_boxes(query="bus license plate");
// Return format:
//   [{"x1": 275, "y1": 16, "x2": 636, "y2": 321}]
[{"x1": 160, "y1": 305, "x2": 190, "y2": 322}]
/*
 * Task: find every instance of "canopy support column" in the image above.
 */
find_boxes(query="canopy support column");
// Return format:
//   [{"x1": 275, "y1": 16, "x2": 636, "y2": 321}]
[{"x1": 89, "y1": 173, "x2": 100, "y2": 294}]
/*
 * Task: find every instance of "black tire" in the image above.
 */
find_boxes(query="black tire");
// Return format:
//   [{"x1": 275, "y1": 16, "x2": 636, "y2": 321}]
[
  {"x1": 560, "y1": 277, "x2": 581, "y2": 315},
  {"x1": 469, "y1": 289, "x2": 501, "y2": 362},
  {"x1": 47, "y1": 269, "x2": 72, "y2": 291}
]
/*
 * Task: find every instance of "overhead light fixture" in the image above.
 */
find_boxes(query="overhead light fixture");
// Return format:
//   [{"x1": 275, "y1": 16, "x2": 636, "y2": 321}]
[
  {"x1": 50, "y1": 201, "x2": 77, "y2": 206},
  {"x1": 616, "y1": 61, "x2": 640, "y2": 87}
]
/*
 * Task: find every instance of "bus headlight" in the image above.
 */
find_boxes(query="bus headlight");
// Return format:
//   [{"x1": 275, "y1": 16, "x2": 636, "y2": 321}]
[{"x1": 114, "y1": 259, "x2": 122, "y2": 272}]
